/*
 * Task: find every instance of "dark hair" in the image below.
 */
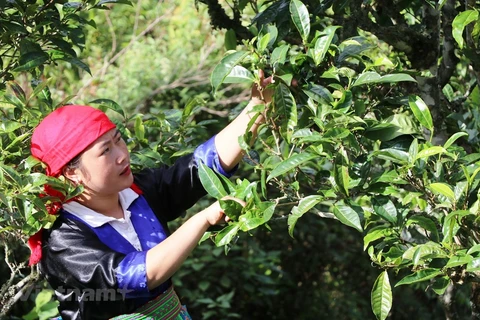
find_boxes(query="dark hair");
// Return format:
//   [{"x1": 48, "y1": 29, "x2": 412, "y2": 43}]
[{"x1": 64, "y1": 153, "x2": 82, "y2": 171}]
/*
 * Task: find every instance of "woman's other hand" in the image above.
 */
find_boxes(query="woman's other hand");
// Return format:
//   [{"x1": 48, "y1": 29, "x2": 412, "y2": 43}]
[{"x1": 203, "y1": 196, "x2": 246, "y2": 226}]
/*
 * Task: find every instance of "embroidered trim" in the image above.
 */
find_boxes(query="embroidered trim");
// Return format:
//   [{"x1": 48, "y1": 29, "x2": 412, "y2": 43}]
[{"x1": 110, "y1": 286, "x2": 182, "y2": 320}]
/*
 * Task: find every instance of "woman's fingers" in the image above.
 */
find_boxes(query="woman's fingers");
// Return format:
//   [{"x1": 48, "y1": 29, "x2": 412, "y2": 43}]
[{"x1": 220, "y1": 195, "x2": 246, "y2": 207}]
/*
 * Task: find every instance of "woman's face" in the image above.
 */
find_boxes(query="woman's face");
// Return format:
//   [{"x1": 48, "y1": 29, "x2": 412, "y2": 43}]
[{"x1": 68, "y1": 128, "x2": 133, "y2": 196}]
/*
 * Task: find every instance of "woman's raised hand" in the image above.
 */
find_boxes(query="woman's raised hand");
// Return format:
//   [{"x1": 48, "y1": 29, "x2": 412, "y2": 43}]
[{"x1": 251, "y1": 69, "x2": 274, "y2": 105}]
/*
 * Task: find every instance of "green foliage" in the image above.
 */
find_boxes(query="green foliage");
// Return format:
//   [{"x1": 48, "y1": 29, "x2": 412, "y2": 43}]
[
  {"x1": 200, "y1": 0, "x2": 480, "y2": 318},
  {"x1": 23, "y1": 289, "x2": 59, "y2": 320}
]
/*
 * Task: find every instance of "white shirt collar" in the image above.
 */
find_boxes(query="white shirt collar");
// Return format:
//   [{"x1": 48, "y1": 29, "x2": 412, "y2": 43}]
[{"x1": 62, "y1": 188, "x2": 139, "y2": 227}]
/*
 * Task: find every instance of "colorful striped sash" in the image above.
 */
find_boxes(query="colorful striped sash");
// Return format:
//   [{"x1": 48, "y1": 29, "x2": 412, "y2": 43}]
[{"x1": 111, "y1": 286, "x2": 188, "y2": 320}]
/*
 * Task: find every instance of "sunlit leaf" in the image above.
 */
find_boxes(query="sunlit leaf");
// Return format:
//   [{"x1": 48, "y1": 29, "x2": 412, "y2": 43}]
[
  {"x1": 352, "y1": 72, "x2": 416, "y2": 87},
  {"x1": 289, "y1": 0, "x2": 310, "y2": 42},
  {"x1": 467, "y1": 244, "x2": 480, "y2": 255},
  {"x1": 371, "y1": 271, "x2": 392, "y2": 320},
  {"x1": 310, "y1": 26, "x2": 340, "y2": 66},
  {"x1": 198, "y1": 162, "x2": 227, "y2": 199},
  {"x1": 444, "y1": 132, "x2": 468, "y2": 149},
  {"x1": 95, "y1": 0, "x2": 132, "y2": 6},
  {"x1": 467, "y1": 258, "x2": 480, "y2": 272},
  {"x1": 373, "y1": 149, "x2": 409, "y2": 164},
  {"x1": 270, "y1": 44, "x2": 290, "y2": 66},
  {"x1": 363, "y1": 226, "x2": 394, "y2": 250},
  {"x1": 372, "y1": 197, "x2": 397, "y2": 224},
  {"x1": 211, "y1": 51, "x2": 249, "y2": 96},
  {"x1": 411, "y1": 242, "x2": 445, "y2": 266},
  {"x1": 408, "y1": 95, "x2": 433, "y2": 132},
  {"x1": 0, "y1": 120, "x2": 23, "y2": 133},
  {"x1": 266, "y1": 152, "x2": 315, "y2": 182},
  {"x1": 214, "y1": 223, "x2": 240, "y2": 246},
  {"x1": 257, "y1": 33, "x2": 271, "y2": 53},
  {"x1": 288, "y1": 195, "x2": 322, "y2": 237},
  {"x1": 395, "y1": 269, "x2": 442, "y2": 287},
  {"x1": 452, "y1": 10, "x2": 479, "y2": 49},
  {"x1": 223, "y1": 65, "x2": 255, "y2": 84},
  {"x1": 415, "y1": 146, "x2": 446, "y2": 161},
  {"x1": 427, "y1": 182, "x2": 455, "y2": 202},
  {"x1": 408, "y1": 138, "x2": 418, "y2": 164},
  {"x1": 445, "y1": 254, "x2": 473, "y2": 268},
  {"x1": 333, "y1": 203, "x2": 363, "y2": 232}
]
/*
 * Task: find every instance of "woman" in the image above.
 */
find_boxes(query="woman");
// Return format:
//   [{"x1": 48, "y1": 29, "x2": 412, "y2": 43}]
[{"x1": 29, "y1": 74, "x2": 273, "y2": 319}]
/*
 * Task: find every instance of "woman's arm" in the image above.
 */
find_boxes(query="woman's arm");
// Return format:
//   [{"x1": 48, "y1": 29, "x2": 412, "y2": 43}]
[
  {"x1": 145, "y1": 201, "x2": 225, "y2": 290},
  {"x1": 214, "y1": 71, "x2": 273, "y2": 172}
]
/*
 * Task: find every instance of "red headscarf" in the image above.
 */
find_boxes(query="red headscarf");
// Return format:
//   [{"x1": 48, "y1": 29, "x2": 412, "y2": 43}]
[{"x1": 29, "y1": 105, "x2": 117, "y2": 265}]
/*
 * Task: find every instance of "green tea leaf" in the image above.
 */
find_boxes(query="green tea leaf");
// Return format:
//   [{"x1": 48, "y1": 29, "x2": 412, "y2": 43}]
[
  {"x1": 467, "y1": 258, "x2": 480, "y2": 272},
  {"x1": 13, "y1": 51, "x2": 49, "y2": 72},
  {"x1": 442, "y1": 210, "x2": 471, "y2": 244},
  {"x1": 274, "y1": 83, "x2": 297, "y2": 142},
  {"x1": 211, "y1": 51, "x2": 249, "y2": 96},
  {"x1": 395, "y1": 269, "x2": 442, "y2": 287},
  {"x1": 415, "y1": 146, "x2": 446, "y2": 161},
  {"x1": 266, "y1": 152, "x2": 315, "y2": 182},
  {"x1": 445, "y1": 254, "x2": 473, "y2": 268},
  {"x1": 8, "y1": 82, "x2": 26, "y2": 104},
  {"x1": 288, "y1": 195, "x2": 322, "y2": 237},
  {"x1": 224, "y1": 29, "x2": 237, "y2": 50},
  {"x1": 352, "y1": 72, "x2": 415, "y2": 87},
  {"x1": 219, "y1": 199, "x2": 244, "y2": 221},
  {"x1": 372, "y1": 197, "x2": 397, "y2": 224},
  {"x1": 95, "y1": 0, "x2": 132, "y2": 6},
  {"x1": 444, "y1": 132, "x2": 468, "y2": 149},
  {"x1": 270, "y1": 44, "x2": 290, "y2": 66},
  {"x1": 310, "y1": 26, "x2": 339, "y2": 66},
  {"x1": 333, "y1": 203, "x2": 363, "y2": 232},
  {"x1": 0, "y1": 120, "x2": 23, "y2": 133},
  {"x1": 408, "y1": 95, "x2": 433, "y2": 132},
  {"x1": 432, "y1": 276, "x2": 450, "y2": 295},
  {"x1": 333, "y1": 147, "x2": 349, "y2": 196},
  {"x1": 406, "y1": 216, "x2": 439, "y2": 242},
  {"x1": 363, "y1": 226, "x2": 394, "y2": 250},
  {"x1": 374, "y1": 149, "x2": 409, "y2": 164},
  {"x1": 89, "y1": 99, "x2": 126, "y2": 119},
  {"x1": 223, "y1": 65, "x2": 255, "y2": 84},
  {"x1": 134, "y1": 116, "x2": 145, "y2": 141},
  {"x1": 289, "y1": 0, "x2": 310, "y2": 42},
  {"x1": 198, "y1": 162, "x2": 227, "y2": 199},
  {"x1": 215, "y1": 223, "x2": 240, "y2": 246},
  {"x1": 65, "y1": 57, "x2": 91, "y2": 75},
  {"x1": 408, "y1": 138, "x2": 418, "y2": 164},
  {"x1": 411, "y1": 242, "x2": 445, "y2": 266},
  {"x1": 428, "y1": 183, "x2": 455, "y2": 202},
  {"x1": 371, "y1": 271, "x2": 392, "y2": 320},
  {"x1": 452, "y1": 10, "x2": 479, "y2": 49}
]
